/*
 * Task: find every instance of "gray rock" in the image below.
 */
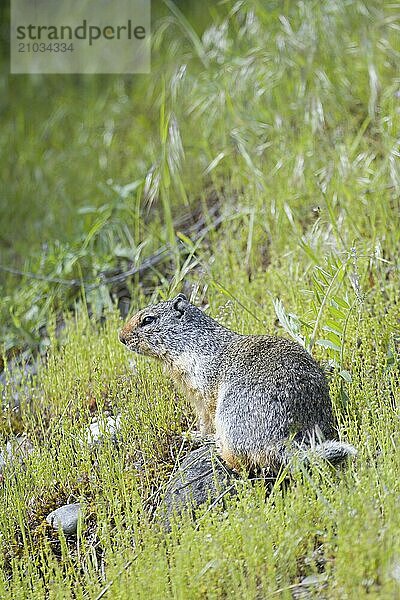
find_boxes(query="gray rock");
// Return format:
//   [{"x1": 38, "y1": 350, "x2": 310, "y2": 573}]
[
  {"x1": 46, "y1": 503, "x2": 82, "y2": 535},
  {"x1": 292, "y1": 573, "x2": 328, "y2": 599},
  {"x1": 388, "y1": 558, "x2": 400, "y2": 582},
  {"x1": 0, "y1": 435, "x2": 34, "y2": 474},
  {"x1": 300, "y1": 574, "x2": 327, "y2": 586},
  {"x1": 160, "y1": 445, "x2": 238, "y2": 528},
  {"x1": 87, "y1": 415, "x2": 121, "y2": 447}
]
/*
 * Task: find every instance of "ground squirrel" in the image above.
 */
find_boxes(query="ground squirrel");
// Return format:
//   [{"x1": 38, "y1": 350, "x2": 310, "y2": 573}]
[{"x1": 119, "y1": 294, "x2": 356, "y2": 473}]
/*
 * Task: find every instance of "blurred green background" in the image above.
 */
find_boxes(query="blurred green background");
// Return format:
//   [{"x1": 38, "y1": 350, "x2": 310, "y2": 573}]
[{"x1": 1, "y1": 0, "x2": 399, "y2": 354}]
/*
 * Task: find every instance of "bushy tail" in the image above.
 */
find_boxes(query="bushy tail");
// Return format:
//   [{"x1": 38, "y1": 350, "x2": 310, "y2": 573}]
[
  {"x1": 300, "y1": 439, "x2": 357, "y2": 467},
  {"x1": 313, "y1": 440, "x2": 357, "y2": 465},
  {"x1": 254, "y1": 439, "x2": 357, "y2": 475}
]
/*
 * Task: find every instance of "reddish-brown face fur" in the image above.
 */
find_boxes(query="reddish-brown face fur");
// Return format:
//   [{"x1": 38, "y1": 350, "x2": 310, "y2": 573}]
[
  {"x1": 119, "y1": 312, "x2": 142, "y2": 338},
  {"x1": 119, "y1": 307, "x2": 161, "y2": 357},
  {"x1": 118, "y1": 294, "x2": 191, "y2": 359}
]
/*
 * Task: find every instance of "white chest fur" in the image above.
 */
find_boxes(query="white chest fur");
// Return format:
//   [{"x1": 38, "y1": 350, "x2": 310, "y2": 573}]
[{"x1": 169, "y1": 351, "x2": 209, "y2": 394}]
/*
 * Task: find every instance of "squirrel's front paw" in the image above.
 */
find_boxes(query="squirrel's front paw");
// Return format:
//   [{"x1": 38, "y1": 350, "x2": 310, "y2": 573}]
[{"x1": 181, "y1": 430, "x2": 214, "y2": 444}]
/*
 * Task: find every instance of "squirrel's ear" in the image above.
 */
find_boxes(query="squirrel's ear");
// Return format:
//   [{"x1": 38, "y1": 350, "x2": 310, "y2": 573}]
[{"x1": 173, "y1": 293, "x2": 187, "y2": 316}]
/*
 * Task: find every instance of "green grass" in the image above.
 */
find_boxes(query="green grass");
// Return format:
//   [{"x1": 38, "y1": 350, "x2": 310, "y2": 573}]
[{"x1": 1, "y1": 0, "x2": 400, "y2": 597}]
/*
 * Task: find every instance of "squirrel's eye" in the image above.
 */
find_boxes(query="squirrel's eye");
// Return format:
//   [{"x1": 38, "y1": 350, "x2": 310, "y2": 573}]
[{"x1": 141, "y1": 315, "x2": 156, "y2": 327}]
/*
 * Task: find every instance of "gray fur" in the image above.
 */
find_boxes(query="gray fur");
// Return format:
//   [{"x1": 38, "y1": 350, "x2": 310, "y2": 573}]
[
  {"x1": 119, "y1": 294, "x2": 356, "y2": 473},
  {"x1": 310, "y1": 440, "x2": 358, "y2": 464}
]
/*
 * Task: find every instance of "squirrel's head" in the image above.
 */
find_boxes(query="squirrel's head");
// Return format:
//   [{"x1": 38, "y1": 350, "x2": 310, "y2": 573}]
[{"x1": 119, "y1": 294, "x2": 211, "y2": 360}]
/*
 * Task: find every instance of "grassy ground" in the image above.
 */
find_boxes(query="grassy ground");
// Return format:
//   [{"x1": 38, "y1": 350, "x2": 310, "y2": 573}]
[{"x1": 1, "y1": 0, "x2": 400, "y2": 597}]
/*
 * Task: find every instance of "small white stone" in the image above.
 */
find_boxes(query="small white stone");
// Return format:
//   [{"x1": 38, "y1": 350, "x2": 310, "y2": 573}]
[
  {"x1": 46, "y1": 503, "x2": 82, "y2": 535},
  {"x1": 87, "y1": 415, "x2": 121, "y2": 447},
  {"x1": 300, "y1": 574, "x2": 327, "y2": 586}
]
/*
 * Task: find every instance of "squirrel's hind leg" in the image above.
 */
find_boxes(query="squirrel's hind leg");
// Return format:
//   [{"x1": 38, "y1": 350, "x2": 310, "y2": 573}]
[
  {"x1": 218, "y1": 444, "x2": 246, "y2": 472},
  {"x1": 216, "y1": 428, "x2": 287, "y2": 474}
]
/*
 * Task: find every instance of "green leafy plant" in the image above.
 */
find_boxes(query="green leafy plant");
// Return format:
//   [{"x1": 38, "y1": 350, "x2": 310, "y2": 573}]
[{"x1": 273, "y1": 254, "x2": 358, "y2": 385}]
